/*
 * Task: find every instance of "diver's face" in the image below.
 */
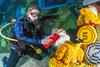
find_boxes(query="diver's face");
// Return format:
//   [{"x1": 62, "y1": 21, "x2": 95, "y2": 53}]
[{"x1": 27, "y1": 8, "x2": 40, "y2": 22}]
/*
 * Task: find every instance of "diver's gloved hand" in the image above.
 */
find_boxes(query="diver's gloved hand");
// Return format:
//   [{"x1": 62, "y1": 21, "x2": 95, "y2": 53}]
[
  {"x1": 41, "y1": 38, "x2": 52, "y2": 45},
  {"x1": 42, "y1": 34, "x2": 60, "y2": 49}
]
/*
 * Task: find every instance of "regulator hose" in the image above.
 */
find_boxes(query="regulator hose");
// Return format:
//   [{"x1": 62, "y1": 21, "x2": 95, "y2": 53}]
[{"x1": 0, "y1": 23, "x2": 18, "y2": 42}]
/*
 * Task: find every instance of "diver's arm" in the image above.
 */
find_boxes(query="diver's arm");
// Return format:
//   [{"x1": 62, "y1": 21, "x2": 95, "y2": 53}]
[{"x1": 14, "y1": 22, "x2": 42, "y2": 45}]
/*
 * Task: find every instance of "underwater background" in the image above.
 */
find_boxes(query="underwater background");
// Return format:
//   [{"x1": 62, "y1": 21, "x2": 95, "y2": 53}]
[{"x1": 0, "y1": 0, "x2": 86, "y2": 67}]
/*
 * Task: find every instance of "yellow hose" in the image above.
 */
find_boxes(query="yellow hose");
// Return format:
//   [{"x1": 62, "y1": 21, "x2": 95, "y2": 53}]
[{"x1": 0, "y1": 23, "x2": 18, "y2": 42}]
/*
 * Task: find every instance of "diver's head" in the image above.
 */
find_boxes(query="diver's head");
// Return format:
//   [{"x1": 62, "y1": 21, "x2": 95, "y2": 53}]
[{"x1": 26, "y1": 5, "x2": 40, "y2": 23}]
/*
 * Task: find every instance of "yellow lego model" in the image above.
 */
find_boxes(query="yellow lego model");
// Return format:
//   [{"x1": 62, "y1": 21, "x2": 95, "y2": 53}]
[
  {"x1": 77, "y1": 25, "x2": 97, "y2": 49},
  {"x1": 77, "y1": 5, "x2": 100, "y2": 27},
  {"x1": 49, "y1": 41, "x2": 96, "y2": 67},
  {"x1": 49, "y1": 41, "x2": 86, "y2": 67}
]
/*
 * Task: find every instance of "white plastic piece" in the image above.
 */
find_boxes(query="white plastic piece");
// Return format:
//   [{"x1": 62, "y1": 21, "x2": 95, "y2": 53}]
[
  {"x1": 55, "y1": 29, "x2": 70, "y2": 47},
  {"x1": 88, "y1": 5, "x2": 98, "y2": 16}
]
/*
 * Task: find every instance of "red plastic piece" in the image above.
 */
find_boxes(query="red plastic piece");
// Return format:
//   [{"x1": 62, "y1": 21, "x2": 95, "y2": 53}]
[{"x1": 42, "y1": 34, "x2": 60, "y2": 49}]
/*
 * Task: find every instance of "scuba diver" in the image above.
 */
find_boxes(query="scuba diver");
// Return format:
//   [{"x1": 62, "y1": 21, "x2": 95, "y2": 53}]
[{"x1": 4, "y1": 5, "x2": 58, "y2": 67}]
